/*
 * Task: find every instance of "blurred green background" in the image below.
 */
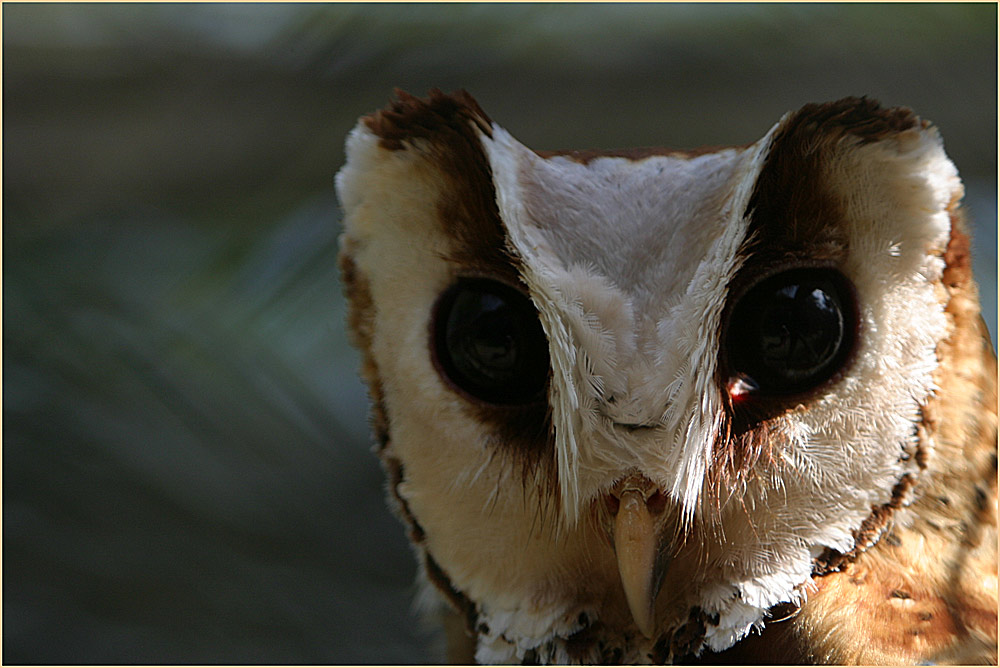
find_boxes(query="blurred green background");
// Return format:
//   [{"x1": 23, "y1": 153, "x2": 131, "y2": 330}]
[{"x1": 4, "y1": 3, "x2": 996, "y2": 664}]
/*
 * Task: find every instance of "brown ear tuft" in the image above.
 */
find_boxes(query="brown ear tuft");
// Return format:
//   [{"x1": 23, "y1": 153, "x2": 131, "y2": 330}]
[
  {"x1": 363, "y1": 88, "x2": 493, "y2": 151},
  {"x1": 783, "y1": 97, "x2": 920, "y2": 146}
]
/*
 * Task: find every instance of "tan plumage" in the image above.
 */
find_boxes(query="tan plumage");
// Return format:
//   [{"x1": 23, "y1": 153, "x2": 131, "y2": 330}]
[{"x1": 337, "y1": 89, "x2": 997, "y2": 664}]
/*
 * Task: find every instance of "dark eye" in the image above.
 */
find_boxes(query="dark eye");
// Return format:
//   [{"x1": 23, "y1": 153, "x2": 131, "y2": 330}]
[
  {"x1": 725, "y1": 268, "x2": 856, "y2": 396},
  {"x1": 432, "y1": 278, "x2": 550, "y2": 405}
]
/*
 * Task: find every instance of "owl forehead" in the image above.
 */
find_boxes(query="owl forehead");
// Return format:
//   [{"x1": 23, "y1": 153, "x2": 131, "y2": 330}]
[{"x1": 494, "y1": 143, "x2": 755, "y2": 317}]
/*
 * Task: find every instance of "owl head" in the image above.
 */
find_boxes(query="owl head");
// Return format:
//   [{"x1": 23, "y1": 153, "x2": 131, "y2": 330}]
[{"x1": 337, "y1": 90, "x2": 989, "y2": 663}]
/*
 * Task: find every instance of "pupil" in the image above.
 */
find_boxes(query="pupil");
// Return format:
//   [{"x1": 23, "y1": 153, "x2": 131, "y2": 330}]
[
  {"x1": 434, "y1": 279, "x2": 549, "y2": 404},
  {"x1": 455, "y1": 295, "x2": 519, "y2": 377},
  {"x1": 472, "y1": 331, "x2": 515, "y2": 369},
  {"x1": 759, "y1": 284, "x2": 843, "y2": 380},
  {"x1": 726, "y1": 268, "x2": 854, "y2": 395}
]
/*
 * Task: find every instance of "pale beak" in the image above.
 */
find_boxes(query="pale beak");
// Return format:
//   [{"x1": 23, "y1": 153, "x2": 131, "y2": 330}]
[{"x1": 612, "y1": 487, "x2": 669, "y2": 637}]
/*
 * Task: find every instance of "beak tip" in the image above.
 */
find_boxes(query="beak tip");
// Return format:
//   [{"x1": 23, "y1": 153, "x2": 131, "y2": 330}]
[{"x1": 634, "y1": 609, "x2": 656, "y2": 639}]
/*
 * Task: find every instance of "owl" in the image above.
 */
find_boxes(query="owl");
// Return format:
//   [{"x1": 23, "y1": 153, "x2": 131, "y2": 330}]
[{"x1": 336, "y1": 89, "x2": 997, "y2": 664}]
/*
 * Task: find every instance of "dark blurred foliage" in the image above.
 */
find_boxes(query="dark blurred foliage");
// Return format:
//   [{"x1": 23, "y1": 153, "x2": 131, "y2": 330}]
[{"x1": 3, "y1": 3, "x2": 996, "y2": 663}]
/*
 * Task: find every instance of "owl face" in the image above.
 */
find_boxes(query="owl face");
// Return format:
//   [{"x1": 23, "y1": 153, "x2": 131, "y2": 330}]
[{"x1": 337, "y1": 91, "x2": 968, "y2": 663}]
